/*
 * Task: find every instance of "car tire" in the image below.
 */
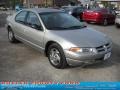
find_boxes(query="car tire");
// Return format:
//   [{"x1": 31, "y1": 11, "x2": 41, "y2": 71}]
[
  {"x1": 8, "y1": 28, "x2": 18, "y2": 43},
  {"x1": 47, "y1": 43, "x2": 67, "y2": 69},
  {"x1": 103, "y1": 19, "x2": 108, "y2": 26},
  {"x1": 116, "y1": 23, "x2": 120, "y2": 28}
]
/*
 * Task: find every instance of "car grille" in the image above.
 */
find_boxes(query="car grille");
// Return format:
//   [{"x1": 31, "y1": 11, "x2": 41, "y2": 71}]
[{"x1": 96, "y1": 43, "x2": 111, "y2": 53}]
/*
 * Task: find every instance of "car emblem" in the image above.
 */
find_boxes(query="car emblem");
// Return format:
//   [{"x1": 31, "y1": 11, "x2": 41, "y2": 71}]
[{"x1": 103, "y1": 45, "x2": 107, "y2": 52}]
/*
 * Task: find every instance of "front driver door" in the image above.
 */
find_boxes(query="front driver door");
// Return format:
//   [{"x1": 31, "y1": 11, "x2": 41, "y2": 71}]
[{"x1": 22, "y1": 11, "x2": 45, "y2": 51}]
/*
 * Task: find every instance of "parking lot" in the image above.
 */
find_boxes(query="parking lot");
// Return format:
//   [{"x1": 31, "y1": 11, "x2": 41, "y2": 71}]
[{"x1": 0, "y1": 12, "x2": 120, "y2": 82}]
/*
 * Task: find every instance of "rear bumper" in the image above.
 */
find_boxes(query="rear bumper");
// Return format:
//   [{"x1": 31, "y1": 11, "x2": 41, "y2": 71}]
[{"x1": 84, "y1": 17, "x2": 115, "y2": 24}]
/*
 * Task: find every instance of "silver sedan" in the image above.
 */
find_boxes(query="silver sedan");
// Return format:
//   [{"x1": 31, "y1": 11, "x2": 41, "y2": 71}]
[{"x1": 6, "y1": 8, "x2": 112, "y2": 69}]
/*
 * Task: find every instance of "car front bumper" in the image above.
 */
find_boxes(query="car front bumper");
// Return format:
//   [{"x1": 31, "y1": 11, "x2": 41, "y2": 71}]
[{"x1": 64, "y1": 48, "x2": 112, "y2": 66}]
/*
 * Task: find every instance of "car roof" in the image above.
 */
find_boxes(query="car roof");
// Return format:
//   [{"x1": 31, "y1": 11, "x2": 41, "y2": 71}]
[{"x1": 23, "y1": 8, "x2": 62, "y2": 13}]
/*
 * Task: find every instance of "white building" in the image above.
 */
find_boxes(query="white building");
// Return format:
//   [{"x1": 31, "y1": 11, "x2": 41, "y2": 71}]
[{"x1": 79, "y1": 0, "x2": 120, "y2": 9}]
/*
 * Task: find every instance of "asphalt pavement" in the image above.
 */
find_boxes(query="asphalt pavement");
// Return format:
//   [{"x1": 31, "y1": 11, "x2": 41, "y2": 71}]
[{"x1": 0, "y1": 13, "x2": 120, "y2": 81}]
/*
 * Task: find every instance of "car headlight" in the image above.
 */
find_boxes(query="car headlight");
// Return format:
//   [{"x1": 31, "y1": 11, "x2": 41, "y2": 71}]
[{"x1": 69, "y1": 47, "x2": 97, "y2": 53}]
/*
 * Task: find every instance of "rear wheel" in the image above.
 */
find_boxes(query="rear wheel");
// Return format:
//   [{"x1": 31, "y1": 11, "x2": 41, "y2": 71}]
[
  {"x1": 8, "y1": 27, "x2": 18, "y2": 43},
  {"x1": 47, "y1": 43, "x2": 67, "y2": 69}
]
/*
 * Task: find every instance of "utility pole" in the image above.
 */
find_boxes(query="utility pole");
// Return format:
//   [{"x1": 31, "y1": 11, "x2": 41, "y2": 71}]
[
  {"x1": 21, "y1": 0, "x2": 24, "y2": 6},
  {"x1": 53, "y1": 0, "x2": 55, "y2": 7},
  {"x1": 45, "y1": 0, "x2": 47, "y2": 7},
  {"x1": 27, "y1": 0, "x2": 30, "y2": 8},
  {"x1": 13, "y1": 0, "x2": 15, "y2": 9}
]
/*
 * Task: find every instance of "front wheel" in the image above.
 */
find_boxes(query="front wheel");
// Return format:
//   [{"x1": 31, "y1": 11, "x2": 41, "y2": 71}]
[{"x1": 47, "y1": 43, "x2": 67, "y2": 69}]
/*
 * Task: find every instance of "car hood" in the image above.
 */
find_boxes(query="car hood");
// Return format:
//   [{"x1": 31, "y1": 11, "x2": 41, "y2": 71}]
[{"x1": 49, "y1": 27, "x2": 110, "y2": 48}]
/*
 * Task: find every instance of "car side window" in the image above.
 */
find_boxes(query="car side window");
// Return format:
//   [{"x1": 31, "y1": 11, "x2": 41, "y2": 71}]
[
  {"x1": 15, "y1": 11, "x2": 27, "y2": 24},
  {"x1": 26, "y1": 12, "x2": 42, "y2": 30},
  {"x1": 76, "y1": 7, "x2": 84, "y2": 13}
]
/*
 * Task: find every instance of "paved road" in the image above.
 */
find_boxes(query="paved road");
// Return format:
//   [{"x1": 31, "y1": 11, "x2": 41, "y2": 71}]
[{"x1": 0, "y1": 14, "x2": 120, "y2": 81}]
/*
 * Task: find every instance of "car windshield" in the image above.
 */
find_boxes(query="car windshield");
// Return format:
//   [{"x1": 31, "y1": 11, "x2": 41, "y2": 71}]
[
  {"x1": 91, "y1": 8, "x2": 115, "y2": 14},
  {"x1": 39, "y1": 12, "x2": 85, "y2": 30}
]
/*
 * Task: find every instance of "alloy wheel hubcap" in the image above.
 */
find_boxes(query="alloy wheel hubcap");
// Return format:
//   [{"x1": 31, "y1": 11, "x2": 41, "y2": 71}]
[{"x1": 49, "y1": 48, "x2": 61, "y2": 65}]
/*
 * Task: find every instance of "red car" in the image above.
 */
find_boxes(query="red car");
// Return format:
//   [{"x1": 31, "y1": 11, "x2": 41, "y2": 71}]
[{"x1": 83, "y1": 8, "x2": 116, "y2": 25}]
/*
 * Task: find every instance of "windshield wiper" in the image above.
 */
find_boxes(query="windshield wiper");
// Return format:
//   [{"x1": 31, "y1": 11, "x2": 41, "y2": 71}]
[
  {"x1": 49, "y1": 27, "x2": 69, "y2": 30},
  {"x1": 49, "y1": 25, "x2": 87, "y2": 30},
  {"x1": 67, "y1": 25, "x2": 87, "y2": 29}
]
